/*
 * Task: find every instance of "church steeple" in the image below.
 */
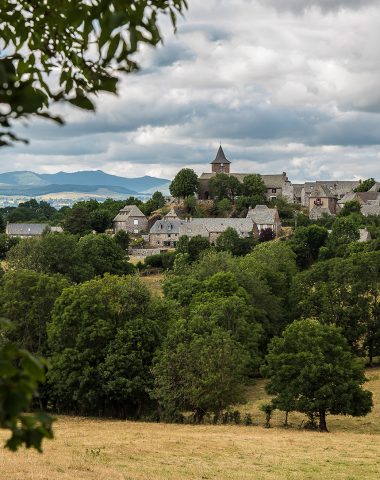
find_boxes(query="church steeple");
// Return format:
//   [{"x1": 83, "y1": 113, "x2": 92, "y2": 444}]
[{"x1": 211, "y1": 145, "x2": 231, "y2": 173}]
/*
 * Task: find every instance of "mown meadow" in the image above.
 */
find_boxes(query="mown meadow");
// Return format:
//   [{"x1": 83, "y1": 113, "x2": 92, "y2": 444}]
[{"x1": 1, "y1": 368, "x2": 379, "y2": 480}]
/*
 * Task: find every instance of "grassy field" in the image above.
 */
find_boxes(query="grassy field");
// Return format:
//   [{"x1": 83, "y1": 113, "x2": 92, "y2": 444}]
[{"x1": 1, "y1": 368, "x2": 380, "y2": 480}]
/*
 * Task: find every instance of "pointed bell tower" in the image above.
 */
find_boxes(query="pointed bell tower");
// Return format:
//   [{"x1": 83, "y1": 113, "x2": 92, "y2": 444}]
[{"x1": 211, "y1": 145, "x2": 231, "y2": 174}]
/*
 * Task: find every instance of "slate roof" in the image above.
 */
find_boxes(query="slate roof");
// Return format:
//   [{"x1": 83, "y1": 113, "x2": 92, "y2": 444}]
[
  {"x1": 211, "y1": 146, "x2": 231, "y2": 164},
  {"x1": 113, "y1": 205, "x2": 146, "y2": 222},
  {"x1": 369, "y1": 182, "x2": 380, "y2": 192},
  {"x1": 6, "y1": 223, "x2": 50, "y2": 236},
  {"x1": 361, "y1": 204, "x2": 380, "y2": 217},
  {"x1": 179, "y1": 218, "x2": 256, "y2": 237},
  {"x1": 246, "y1": 205, "x2": 279, "y2": 225},
  {"x1": 339, "y1": 191, "x2": 380, "y2": 205},
  {"x1": 309, "y1": 184, "x2": 336, "y2": 199},
  {"x1": 304, "y1": 181, "x2": 360, "y2": 198},
  {"x1": 150, "y1": 218, "x2": 185, "y2": 235}
]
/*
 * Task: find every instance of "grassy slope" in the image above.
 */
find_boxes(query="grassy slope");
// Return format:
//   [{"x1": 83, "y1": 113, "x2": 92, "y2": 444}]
[{"x1": 1, "y1": 369, "x2": 379, "y2": 480}]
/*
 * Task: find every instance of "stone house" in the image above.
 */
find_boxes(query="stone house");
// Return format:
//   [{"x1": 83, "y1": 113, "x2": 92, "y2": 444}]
[
  {"x1": 113, "y1": 205, "x2": 148, "y2": 235},
  {"x1": 308, "y1": 185, "x2": 338, "y2": 220},
  {"x1": 301, "y1": 181, "x2": 359, "y2": 208},
  {"x1": 149, "y1": 209, "x2": 185, "y2": 248},
  {"x1": 198, "y1": 147, "x2": 294, "y2": 202},
  {"x1": 6, "y1": 223, "x2": 63, "y2": 237},
  {"x1": 246, "y1": 205, "x2": 281, "y2": 235}
]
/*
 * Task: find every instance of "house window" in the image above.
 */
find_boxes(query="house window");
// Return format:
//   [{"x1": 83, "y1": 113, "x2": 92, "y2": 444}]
[
  {"x1": 134, "y1": 229, "x2": 139, "y2": 234},
  {"x1": 134, "y1": 219, "x2": 139, "y2": 225},
  {"x1": 168, "y1": 234, "x2": 171, "y2": 238},
  {"x1": 272, "y1": 189, "x2": 276, "y2": 193}
]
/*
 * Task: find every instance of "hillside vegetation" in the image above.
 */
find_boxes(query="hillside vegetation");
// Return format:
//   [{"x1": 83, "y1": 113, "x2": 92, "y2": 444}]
[{"x1": 1, "y1": 368, "x2": 379, "y2": 480}]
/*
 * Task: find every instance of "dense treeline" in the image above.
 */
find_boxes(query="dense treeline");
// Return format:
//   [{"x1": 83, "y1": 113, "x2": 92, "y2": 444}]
[{"x1": 1, "y1": 195, "x2": 380, "y2": 432}]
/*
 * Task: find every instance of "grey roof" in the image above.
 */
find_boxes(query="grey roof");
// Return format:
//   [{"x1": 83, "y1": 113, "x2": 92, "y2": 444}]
[
  {"x1": 309, "y1": 184, "x2": 337, "y2": 199},
  {"x1": 113, "y1": 204, "x2": 146, "y2": 222},
  {"x1": 361, "y1": 204, "x2": 380, "y2": 217},
  {"x1": 246, "y1": 205, "x2": 279, "y2": 225},
  {"x1": 339, "y1": 191, "x2": 380, "y2": 205},
  {"x1": 369, "y1": 182, "x2": 380, "y2": 192},
  {"x1": 304, "y1": 181, "x2": 360, "y2": 197},
  {"x1": 6, "y1": 223, "x2": 50, "y2": 236},
  {"x1": 211, "y1": 146, "x2": 231, "y2": 164},
  {"x1": 179, "y1": 218, "x2": 256, "y2": 237},
  {"x1": 150, "y1": 218, "x2": 185, "y2": 235}
]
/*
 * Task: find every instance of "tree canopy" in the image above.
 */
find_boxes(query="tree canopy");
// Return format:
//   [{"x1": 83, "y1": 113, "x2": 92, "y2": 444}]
[
  {"x1": 169, "y1": 168, "x2": 199, "y2": 198},
  {"x1": 0, "y1": 0, "x2": 188, "y2": 146},
  {"x1": 262, "y1": 319, "x2": 373, "y2": 431}
]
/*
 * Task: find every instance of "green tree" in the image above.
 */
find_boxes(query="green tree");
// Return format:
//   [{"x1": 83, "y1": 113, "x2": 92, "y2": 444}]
[
  {"x1": 114, "y1": 230, "x2": 130, "y2": 250},
  {"x1": 47, "y1": 276, "x2": 170, "y2": 416},
  {"x1": 242, "y1": 174, "x2": 266, "y2": 199},
  {"x1": 0, "y1": 270, "x2": 69, "y2": 355},
  {"x1": 354, "y1": 178, "x2": 376, "y2": 192},
  {"x1": 152, "y1": 321, "x2": 249, "y2": 422},
  {"x1": 0, "y1": 0, "x2": 187, "y2": 146},
  {"x1": 216, "y1": 198, "x2": 232, "y2": 216},
  {"x1": 0, "y1": 233, "x2": 20, "y2": 259},
  {"x1": 63, "y1": 206, "x2": 92, "y2": 235},
  {"x1": 143, "y1": 191, "x2": 167, "y2": 216},
  {"x1": 90, "y1": 208, "x2": 112, "y2": 233},
  {"x1": 209, "y1": 173, "x2": 241, "y2": 201},
  {"x1": 262, "y1": 319, "x2": 373, "y2": 432},
  {"x1": 187, "y1": 235, "x2": 211, "y2": 261},
  {"x1": 292, "y1": 251, "x2": 380, "y2": 364},
  {"x1": 169, "y1": 169, "x2": 199, "y2": 199},
  {"x1": 339, "y1": 200, "x2": 362, "y2": 217},
  {"x1": 290, "y1": 225, "x2": 329, "y2": 269},
  {"x1": 215, "y1": 227, "x2": 255, "y2": 256},
  {"x1": 327, "y1": 217, "x2": 360, "y2": 256},
  {"x1": 78, "y1": 234, "x2": 131, "y2": 277},
  {"x1": 6, "y1": 234, "x2": 93, "y2": 282}
]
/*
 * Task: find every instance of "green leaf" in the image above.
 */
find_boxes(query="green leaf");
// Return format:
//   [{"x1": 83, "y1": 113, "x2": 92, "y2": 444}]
[{"x1": 68, "y1": 95, "x2": 95, "y2": 111}]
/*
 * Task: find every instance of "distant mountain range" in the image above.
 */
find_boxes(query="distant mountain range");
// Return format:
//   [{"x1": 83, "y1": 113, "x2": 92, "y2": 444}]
[{"x1": 0, "y1": 170, "x2": 171, "y2": 198}]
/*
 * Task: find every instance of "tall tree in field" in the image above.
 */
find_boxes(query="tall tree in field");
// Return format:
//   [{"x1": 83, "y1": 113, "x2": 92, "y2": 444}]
[
  {"x1": 152, "y1": 320, "x2": 249, "y2": 422},
  {"x1": 262, "y1": 319, "x2": 373, "y2": 432},
  {"x1": 169, "y1": 169, "x2": 199, "y2": 199},
  {"x1": 0, "y1": 0, "x2": 188, "y2": 146}
]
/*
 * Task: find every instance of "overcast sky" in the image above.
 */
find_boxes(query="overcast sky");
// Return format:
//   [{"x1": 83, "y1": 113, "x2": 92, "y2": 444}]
[{"x1": 2, "y1": 0, "x2": 380, "y2": 182}]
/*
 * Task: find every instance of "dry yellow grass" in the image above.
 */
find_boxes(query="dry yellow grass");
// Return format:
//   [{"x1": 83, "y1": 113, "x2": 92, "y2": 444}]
[
  {"x1": 1, "y1": 369, "x2": 380, "y2": 480},
  {"x1": 139, "y1": 273, "x2": 164, "y2": 297}
]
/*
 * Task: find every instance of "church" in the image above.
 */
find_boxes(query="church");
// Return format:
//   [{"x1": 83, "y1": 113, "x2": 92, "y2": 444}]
[{"x1": 198, "y1": 146, "x2": 294, "y2": 202}]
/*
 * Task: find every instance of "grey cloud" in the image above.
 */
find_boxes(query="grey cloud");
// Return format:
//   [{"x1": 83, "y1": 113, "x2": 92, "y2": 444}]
[{"x1": 262, "y1": 0, "x2": 379, "y2": 12}]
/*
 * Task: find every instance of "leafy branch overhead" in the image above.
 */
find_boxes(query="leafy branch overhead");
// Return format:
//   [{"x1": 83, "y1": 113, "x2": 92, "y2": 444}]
[{"x1": 0, "y1": 0, "x2": 188, "y2": 146}]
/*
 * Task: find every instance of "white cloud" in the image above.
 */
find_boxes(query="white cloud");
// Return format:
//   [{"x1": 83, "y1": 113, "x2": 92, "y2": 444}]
[{"x1": 1, "y1": 0, "x2": 380, "y2": 182}]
